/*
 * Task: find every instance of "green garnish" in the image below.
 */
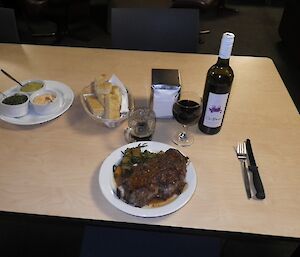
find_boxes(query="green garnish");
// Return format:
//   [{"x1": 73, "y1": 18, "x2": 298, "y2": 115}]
[{"x1": 2, "y1": 94, "x2": 28, "y2": 105}]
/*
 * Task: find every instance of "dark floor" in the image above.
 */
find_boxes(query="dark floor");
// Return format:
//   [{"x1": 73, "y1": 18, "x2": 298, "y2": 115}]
[{"x1": 1, "y1": 1, "x2": 300, "y2": 257}]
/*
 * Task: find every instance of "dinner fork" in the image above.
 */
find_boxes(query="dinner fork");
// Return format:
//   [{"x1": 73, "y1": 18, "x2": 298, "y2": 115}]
[{"x1": 236, "y1": 142, "x2": 251, "y2": 199}]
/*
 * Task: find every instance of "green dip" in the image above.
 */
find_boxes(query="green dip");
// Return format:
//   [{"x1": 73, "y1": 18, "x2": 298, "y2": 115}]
[
  {"x1": 2, "y1": 94, "x2": 28, "y2": 105},
  {"x1": 20, "y1": 81, "x2": 43, "y2": 92}
]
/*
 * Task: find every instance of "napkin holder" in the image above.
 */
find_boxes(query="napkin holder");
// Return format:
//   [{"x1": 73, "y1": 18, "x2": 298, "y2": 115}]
[{"x1": 151, "y1": 69, "x2": 181, "y2": 118}]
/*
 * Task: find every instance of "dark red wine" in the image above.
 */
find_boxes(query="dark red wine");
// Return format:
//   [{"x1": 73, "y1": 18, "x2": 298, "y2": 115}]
[{"x1": 173, "y1": 100, "x2": 201, "y2": 125}]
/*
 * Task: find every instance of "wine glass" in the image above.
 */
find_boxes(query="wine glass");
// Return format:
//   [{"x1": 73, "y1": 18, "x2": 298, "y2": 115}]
[{"x1": 172, "y1": 91, "x2": 202, "y2": 146}]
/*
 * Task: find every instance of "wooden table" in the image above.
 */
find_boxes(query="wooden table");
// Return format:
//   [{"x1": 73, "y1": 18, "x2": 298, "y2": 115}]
[{"x1": 0, "y1": 43, "x2": 299, "y2": 239}]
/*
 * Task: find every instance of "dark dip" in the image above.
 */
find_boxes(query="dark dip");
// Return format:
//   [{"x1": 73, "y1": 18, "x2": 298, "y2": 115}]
[{"x1": 2, "y1": 94, "x2": 28, "y2": 105}]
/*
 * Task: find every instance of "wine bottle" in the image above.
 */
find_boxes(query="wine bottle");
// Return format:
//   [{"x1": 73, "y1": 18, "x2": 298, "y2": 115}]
[{"x1": 198, "y1": 32, "x2": 235, "y2": 134}]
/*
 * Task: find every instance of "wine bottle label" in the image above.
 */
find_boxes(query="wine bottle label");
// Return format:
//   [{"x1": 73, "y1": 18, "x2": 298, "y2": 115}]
[{"x1": 203, "y1": 92, "x2": 229, "y2": 128}]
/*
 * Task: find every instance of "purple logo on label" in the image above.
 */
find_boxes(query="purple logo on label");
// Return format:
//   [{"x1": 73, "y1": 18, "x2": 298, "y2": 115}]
[{"x1": 209, "y1": 105, "x2": 222, "y2": 113}]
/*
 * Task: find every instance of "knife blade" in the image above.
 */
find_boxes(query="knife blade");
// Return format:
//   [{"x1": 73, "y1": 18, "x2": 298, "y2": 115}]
[
  {"x1": 246, "y1": 139, "x2": 265, "y2": 199},
  {"x1": 242, "y1": 159, "x2": 251, "y2": 199}
]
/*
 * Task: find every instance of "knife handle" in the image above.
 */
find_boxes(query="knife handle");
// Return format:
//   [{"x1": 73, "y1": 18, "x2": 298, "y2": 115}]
[{"x1": 249, "y1": 165, "x2": 265, "y2": 199}]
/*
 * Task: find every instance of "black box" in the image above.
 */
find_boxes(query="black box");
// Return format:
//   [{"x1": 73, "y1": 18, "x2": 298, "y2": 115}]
[{"x1": 152, "y1": 69, "x2": 181, "y2": 87}]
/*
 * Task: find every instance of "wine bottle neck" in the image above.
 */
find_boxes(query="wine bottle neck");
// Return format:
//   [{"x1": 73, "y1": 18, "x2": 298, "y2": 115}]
[
  {"x1": 216, "y1": 57, "x2": 230, "y2": 66},
  {"x1": 218, "y1": 32, "x2": 234, "y2": 59}
]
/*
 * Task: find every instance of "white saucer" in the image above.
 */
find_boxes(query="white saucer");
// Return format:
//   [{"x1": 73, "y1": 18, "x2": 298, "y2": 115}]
[{"x1": 0, "y1": 80, "x2": 74, "y2": 125}]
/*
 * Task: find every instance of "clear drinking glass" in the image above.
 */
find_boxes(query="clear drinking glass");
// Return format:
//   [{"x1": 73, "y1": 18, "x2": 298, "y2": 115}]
[
  {"x1": 172, "y1": 91, "x2": 202, "y2": 146},
  {"x1": 125, "y1": 107, "x2": 156, "y2": 142}
]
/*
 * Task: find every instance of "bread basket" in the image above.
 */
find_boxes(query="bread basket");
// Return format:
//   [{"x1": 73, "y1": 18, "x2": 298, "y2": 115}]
[{"x1": 80, "y1": 75, "x2": 133, "y2": 128}]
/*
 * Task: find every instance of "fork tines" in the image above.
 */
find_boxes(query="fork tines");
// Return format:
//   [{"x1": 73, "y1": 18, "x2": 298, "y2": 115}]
[{"x1": 237, "y1": 142, "x2": 246, "y2": 155}]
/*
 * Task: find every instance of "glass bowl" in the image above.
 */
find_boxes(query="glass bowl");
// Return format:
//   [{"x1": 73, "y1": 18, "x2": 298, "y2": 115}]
[{"x1": 80, "y1": 83, "x2": 133, "y2": 128}]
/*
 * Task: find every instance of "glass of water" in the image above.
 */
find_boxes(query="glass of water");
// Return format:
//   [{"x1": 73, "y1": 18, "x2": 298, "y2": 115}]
[{"x1": 125, "y1": 107, "x2": 156, "y2": 142}]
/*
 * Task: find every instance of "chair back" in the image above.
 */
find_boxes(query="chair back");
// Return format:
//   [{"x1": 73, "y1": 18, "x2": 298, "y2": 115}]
[
  {"x1": 111, "y1": 8, "x2": 199, "y2": 53},
  {"x1": 0, "y1": 7, "x2": 20, "y2": 43}
]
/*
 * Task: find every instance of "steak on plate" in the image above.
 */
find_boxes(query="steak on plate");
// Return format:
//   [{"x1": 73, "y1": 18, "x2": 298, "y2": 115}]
[{"x1": 117, "y1": 148, "x2": 188, "y2": 207}]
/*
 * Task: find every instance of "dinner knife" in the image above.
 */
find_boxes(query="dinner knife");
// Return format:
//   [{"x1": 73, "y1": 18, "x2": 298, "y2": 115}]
[
  {"x1": 242, "y1": 160, "x2": 251, "y2": 199},
  {"x1": 246, "y1": 139, "x2": 265, "y2": 199}
]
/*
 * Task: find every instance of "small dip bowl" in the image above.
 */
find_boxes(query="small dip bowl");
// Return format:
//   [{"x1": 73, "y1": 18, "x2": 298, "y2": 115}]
[
  {"x1": 20, "y1": 80, "x2": 45, "y2": 95},
  {"x1": 30, "y1": 89, "x2": 60, "y2": 115},
  {"x1": 0, "y1": 92, "x2": 29, "y2": 117}
]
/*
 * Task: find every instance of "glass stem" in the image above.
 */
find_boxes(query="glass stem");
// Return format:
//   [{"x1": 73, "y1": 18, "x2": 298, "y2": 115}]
[{"x1": 179, "y1": 125, "x2": 188, "y2": 141}]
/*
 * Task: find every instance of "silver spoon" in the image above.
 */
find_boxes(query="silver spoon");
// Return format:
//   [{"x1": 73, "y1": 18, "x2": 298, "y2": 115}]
[{"x1": 1, "y1": 69, "x2": 23, "y2": 87}]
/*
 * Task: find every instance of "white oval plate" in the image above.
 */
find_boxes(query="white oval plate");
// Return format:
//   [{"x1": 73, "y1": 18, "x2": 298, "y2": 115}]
[
  {"x1": 99, "y1": 141, "x2": 197, "y2": 217},
  {"x1": 0, "y1": 80, "x2": 74, "y2": 125}
]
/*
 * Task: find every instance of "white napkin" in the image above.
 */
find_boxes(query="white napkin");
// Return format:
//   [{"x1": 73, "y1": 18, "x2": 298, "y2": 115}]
[{"x1": 152, "y1": 88, "x2": 179, "y2": 118}]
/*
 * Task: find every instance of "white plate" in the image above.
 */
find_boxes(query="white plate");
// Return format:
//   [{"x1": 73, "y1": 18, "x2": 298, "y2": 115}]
[
  {"x1": 99, "y1": 141, "x2": 197, "y2": 217},
  {"x1": 0, "y1": 80, "x2": 74, "y2": 125}
]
